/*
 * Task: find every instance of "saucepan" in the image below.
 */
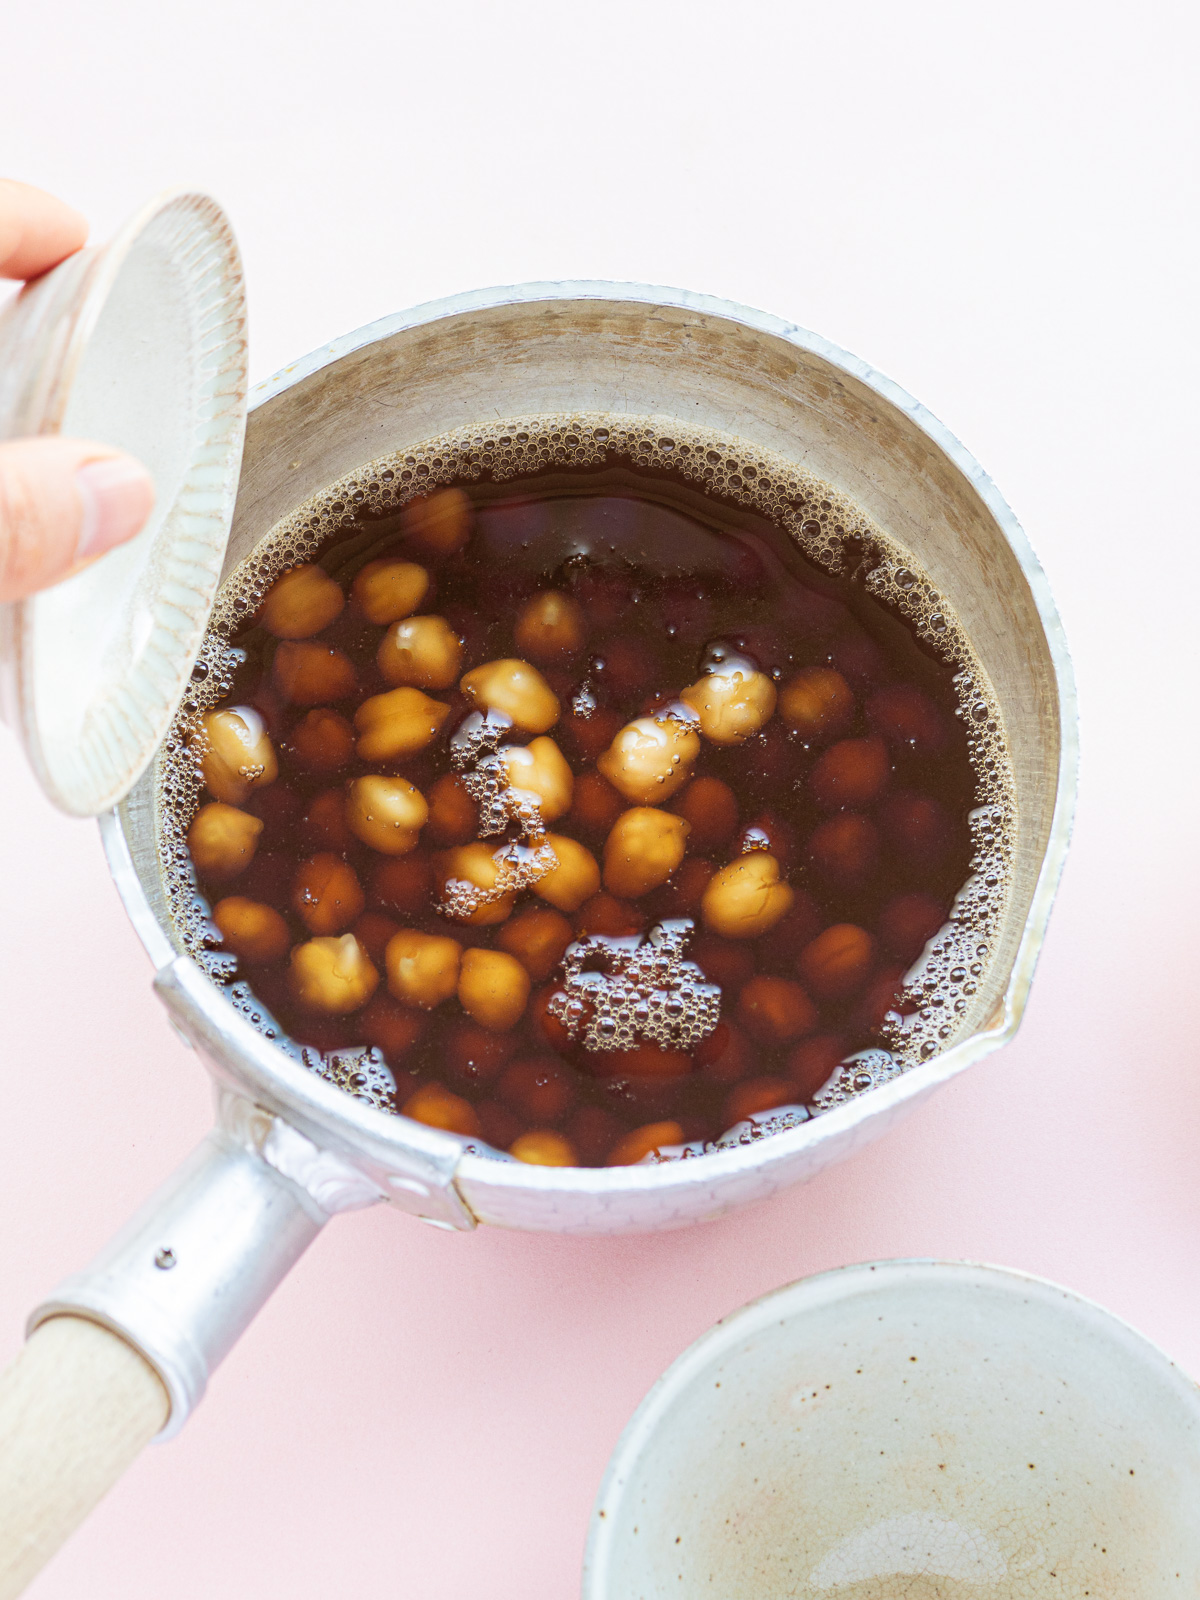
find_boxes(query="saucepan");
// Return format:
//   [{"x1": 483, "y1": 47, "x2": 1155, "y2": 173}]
[{"x1": 0, "y1": 190, "x2": 1076, "y2": 1593}]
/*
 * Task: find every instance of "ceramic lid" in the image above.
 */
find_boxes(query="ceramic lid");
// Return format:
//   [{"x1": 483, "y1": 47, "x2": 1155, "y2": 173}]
[{"x1": 0, "y1": 188, "x2": 248, "y2": 815}]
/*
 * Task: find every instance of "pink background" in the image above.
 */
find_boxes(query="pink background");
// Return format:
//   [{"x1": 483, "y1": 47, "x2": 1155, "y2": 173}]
[{"x1": 2, "y1": 3, "x2": 1197, "y2": 1594}]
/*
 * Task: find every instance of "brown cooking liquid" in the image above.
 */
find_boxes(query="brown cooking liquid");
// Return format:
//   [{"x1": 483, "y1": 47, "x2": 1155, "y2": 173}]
[{"x1": 182, "y1": 469, "x2": 984, "y2": 1168}]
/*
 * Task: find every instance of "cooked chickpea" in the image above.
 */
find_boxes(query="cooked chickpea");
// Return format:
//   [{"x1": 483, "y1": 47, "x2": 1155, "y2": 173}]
[
  {"x1": 596, "y1": 715, "x2": 699, "y2": 803},
  {"x1": 460, "y1": 658, "x2": 559, "y2": 733},
  {"x1": 385, "y1": 929, "x2": 462, "y2": 1009},
  {"x1": 212, "y1": 897, "x2": 290, "y2": 964},
  {"x1": 807, "y1": 813, "x2": 881, "y2": 885},
  {"x1": 351, "y1": 558, "x2": 430, "y2": 625},
  {"x1": 401, "y1": 486, "x2": 473, "y2": 557},
  {"x1": 196, "y1": 707, "x2": 277, "y2": 804},
  {"x1": 272, "y1": 641, "x2": 357, "y2": 705},
  {"x1": 260, "y1": 563, "x2": 344, "y2": 639},
  {"x1": 377, "y1": 615, "x2": 463, "y2": 690},
  {"x1": 292, "y1": 853, "x2": 365, "y2": 935},
  {"x1": 425, "y1": 772, "x2": 478, "y2": 846},
  {"x1": 303, "y1": 788, "x2": 353, "y2": 853},
  {"x1": 458, "y1": 947, "x2": 531, "y2": 1031},
  {"x1": 809, "y1": 736, "x2": 890, "y2": 810},
  {"x1": 370, "y1": 853, "x2": 435, "y2": 915},
  {"x1": 797, "y1": 923, "x2": 876, "y2": 1001},
  {"x1": 289, "y1": 708, "x2": 355, "y2": 773},
  {"x1": 436, "y1": 842, "x2": 518, "y2": 925},
  {"x1": 737, "y1": 975, "x2": 818, "y2": 1044},
  {"x1": 669, "y1": 775, "x2": 738, "y2": 853},
  {"x1": 603, "y1": 809, "x2": 690, "y2": 899},
  {"x1": 497, "y1": 906, "x2": 574, "y2": 981},
  {"x1": 680, "y1": 665, "x2": 776, "y2": 746},
  {"x1": 605, "y1": 1121, "x2": 685, "y2": 1166},
  {"x1": 513, "y1": 591, "x2": 586, "y2": 661},
  {"x1": 723, "y1": 1078, "x2": 797, "y2": 1127},
  {"x1": 500, "y1": 736, "x2": 574, "y2": 824},
  {"x1": 345, "y1": 776, "x2": 428, "y2": 855},
  {"x1": 779, "y1": 666, "x2": 855, "y2": 742},
  {"x1": 567, "y1": 771, "x2": 625, "y2": 837},
  {"x1": 533, "y1": 833, "x2": 601, "y2": 913},
  {"x1": 289, "y1": 934, "x2": 379, "y2": 1014},
  {"x1": 509, "y1": 1130, "x2": 577, "y2": 1166},
  {"x1": 700, "y1": 853, "x2": 794, "y2": 939},
  {"x1": 401, "y1": 1081, "x2": 481, "y2": 1137},
  {"x1": 355, "y1": 686, "x2": 450, "y2": 762},
  {"x1": 187, "y1": 802, "x2": 263, "y2": 881}
]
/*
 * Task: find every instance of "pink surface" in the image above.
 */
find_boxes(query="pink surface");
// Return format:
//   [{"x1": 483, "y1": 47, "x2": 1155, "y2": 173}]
[{"x1": 2, "y1": 2, "x2": 1197, "y2": 1595}]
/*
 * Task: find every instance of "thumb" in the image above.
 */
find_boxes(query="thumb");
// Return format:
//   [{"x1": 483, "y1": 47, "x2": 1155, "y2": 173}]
[{"x1": 0, "y1": 437, "x2": 155, "y2": 602}]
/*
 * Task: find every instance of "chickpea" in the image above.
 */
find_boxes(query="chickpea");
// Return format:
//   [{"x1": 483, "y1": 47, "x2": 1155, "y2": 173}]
[
  {"x1": 351, "y1": 558, "x2": 430, "y2": 626},
  {"x1": 612, "y1": 1044, "x2": 691, "y2": 1079},
  {"x1": 786, "y1": 1034, "x2": 847, "y2": 1098},
  {"x1": 212, "y1": 897, "x2": 290, "y2": 965},
  {"x1": 385, "y1": 929, "x2": 462, "y2": 1009},
  {"x1": 880, "y1": 791, "x2": 953, "y2": 864},
  {"x1": 809, "y1": 735, "x2": 890, "y2": 810},
  {"x1": 426, "y1": 772, "x2": 479, "y2": 846},
  {"x1": 289, "y1": 708, "x2": 354, "y2": 774},
  {"x1": 655, "y1": 857, "x2": 716, "y2": 917},
  {"x1": 500, "y1": 736, "x2": 573, "y2": 824},
  {"x1": 723, "y1": 1078, "x2": 797, "y2": 1127},
  {"x1": 807, "y1": 814, "x2": 881, "y2": 885},
  {"x1": 357, "y1": 992, "x2": 426, "y2": 1060},
  {"x1": 272, "y1": 641, "x2": 357, "y2": 705},
  {"x1": 436, "y1": 842, "x2": 518, "y2": 925},
  {"x1": 443, "y1": 1022, "x2": 518, "y2": 1086},
  {"x1": 290, "y1": 934, "x2": 379, "y2": 1014},
  {"x1": 187, "y1": 802, "x2": 262, "y2": 881},
  {"x1": 680, "y1": 665, "x2": 776, "y2": 746},
  {"x1": 292, "y1": 853, "x2": 365, "y2": 935},
  {"x1": 509, "y1": 1130, "x2": 577, "y2": 1167},
  {"x1": 575, "y1": 893, "x2": 645, "y2": 938},
  {"x1": 596, "y1": 716, "x2": 699, "y2": 804},
  {"x1": 195, "y1": 707, "x2": 277, "y2": 805},
  {"x1": 497, "y1": 906, "x2": 574, "y2": 982},
  {"x1": 700, "y1": 853, "x2": 794, "y2": 939},
  {"x1": 877, "y1": 892, "x2": 946, "y2": 963},
  {"x1": 303, "y1": 788, "x2": 353, "y2": 853},
  {"x1": 345, "y1": 775, "x2": 428, "y2": 855},
  {"x1": 797, "y1": 923, "x2": 876, "y2": 1001},
  {"x1": 778, "y1": 666, "x2": 855, "y2": 742},
  {"x1": 695, "y1": 1020, "x2": 753, "y2": 1085},
  {"x1": 260, "y1": 563, "x2": 344, "y2": 639},
  {"x1": 605, "y1": 1121, "x2": 685, "y2": 1166},
  {"x1": 476, "y1": 1101, "x2": 523, "y2": 1150},
  {"x1": 669, "y1": 775, "x2": 738, "y2": 853},
  {"x1": 513, "y1": 590, "x2": 586, "y2": 661},
  {"x1": 460, "y1": 658, "x2": 559, "y2": 733},
  {"x1": 355, "y1": 686, "x2": 450, "y2": 761},
  {"x1": 533, "y1": 833, "x2": 601, "y2": 914},
  {"x1": 458, "y1": 947, "x2": 531, "y2": 1031},
  {"x1": 737, "y1": 975, "x2": 818, "y2": 1045},
  {"x1": 867, "y1": 684, "x2": 949, "y2": 755},
  {"x1": 567, "y1": 770, "x2": 625, "y2": 838},
  {"x1": 497, "y1": 1056, "x2": 577, "y2": 1122},
  {"x1": 370, "y1": 852, "x2": 436, "y2": 915},
  {"x1": 401, "y1": 1081, "x2": 481, "y2": 1138},
  {"x1": 603, "y1": 808, "x2": 690, "y2": 899},
  {"x1": 401, "y1": 486, "x2": 473, "y2": 557},
  {"x1": 377, "y1": 615, "x2": 463, "y2": 690}
]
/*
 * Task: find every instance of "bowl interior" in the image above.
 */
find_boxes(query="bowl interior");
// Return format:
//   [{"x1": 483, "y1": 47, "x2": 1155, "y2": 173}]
[{"x1": 586, "y1": 1260, "x2": 1200, "y2": 1597}]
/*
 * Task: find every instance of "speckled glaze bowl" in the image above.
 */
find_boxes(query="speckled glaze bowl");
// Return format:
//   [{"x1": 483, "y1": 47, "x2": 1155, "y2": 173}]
[{"x1": 586, "y1": 1260, "x2": 1200, "y2": 1598}]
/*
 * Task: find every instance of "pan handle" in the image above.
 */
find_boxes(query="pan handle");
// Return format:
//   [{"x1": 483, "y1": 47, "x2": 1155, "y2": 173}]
[{"x1": 0, "y1": 1094, "x2": 383, "y2": 1596}]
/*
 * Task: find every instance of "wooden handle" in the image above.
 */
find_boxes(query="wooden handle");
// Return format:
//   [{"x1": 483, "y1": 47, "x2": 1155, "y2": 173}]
[{"x1": 0, "y1": 1316, "x2": 169, "y2": 1598}]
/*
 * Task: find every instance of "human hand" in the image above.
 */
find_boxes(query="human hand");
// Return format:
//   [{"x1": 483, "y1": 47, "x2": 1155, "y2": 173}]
[{"x1": 0, "y1": 180, "x2": 155, "y2": 603}]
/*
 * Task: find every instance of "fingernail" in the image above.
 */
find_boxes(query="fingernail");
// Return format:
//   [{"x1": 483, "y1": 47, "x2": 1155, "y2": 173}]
[{"x1": 75, "y1": 456, "x2": 155, "y2": 561}]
